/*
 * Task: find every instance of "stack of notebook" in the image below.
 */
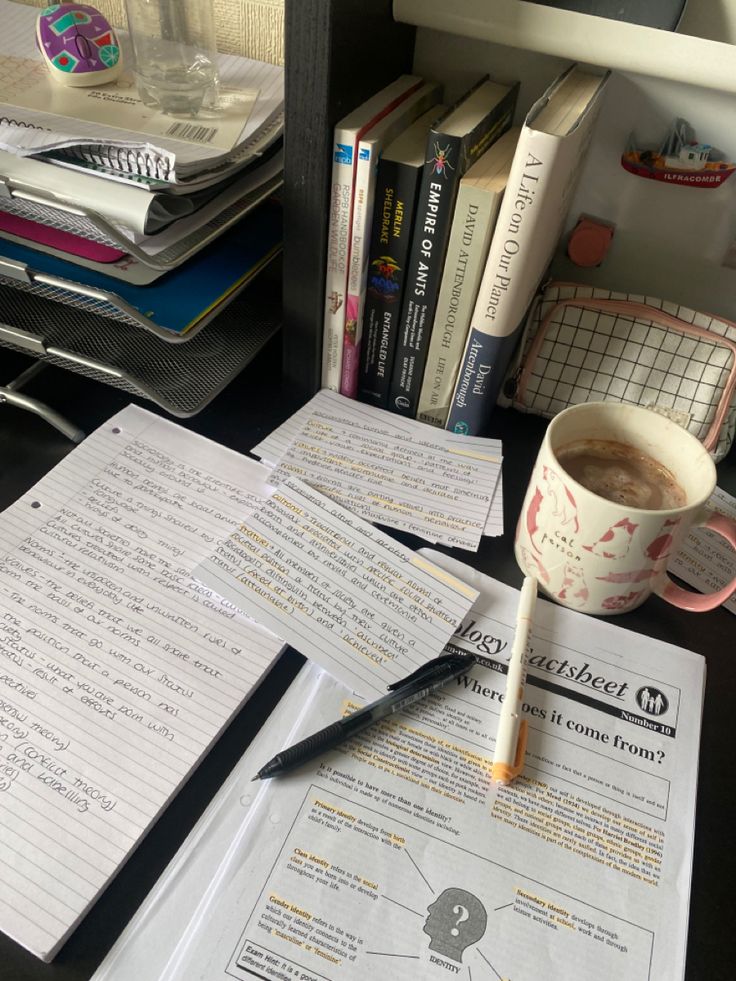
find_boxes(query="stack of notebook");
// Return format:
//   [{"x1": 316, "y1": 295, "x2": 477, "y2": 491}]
[{"x1": 0, "y1": 0, "x2": 284, "y2": 338}]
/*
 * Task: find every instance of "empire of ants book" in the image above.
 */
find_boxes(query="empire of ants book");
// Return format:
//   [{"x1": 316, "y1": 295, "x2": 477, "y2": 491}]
[
  {"x1": 417, "y1": 126, "x2": 519, "y2": 428},
  {"x1": 357, "y1": 104, "x2": 445, "y2": 408},
  {"x1": 386, "y1": 76, "x2": 520, "y2": 418}
]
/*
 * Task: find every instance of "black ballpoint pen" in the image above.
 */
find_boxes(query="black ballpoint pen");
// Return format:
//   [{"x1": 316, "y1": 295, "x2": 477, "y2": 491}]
[{"x1": 252, "y1": 651, "x2": 477, "y2": 780}]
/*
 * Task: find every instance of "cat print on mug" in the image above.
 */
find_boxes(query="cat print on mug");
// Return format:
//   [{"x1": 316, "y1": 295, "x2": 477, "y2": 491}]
[{"x1": 515, "y1": 403, "x2": 736, "y2": 615}]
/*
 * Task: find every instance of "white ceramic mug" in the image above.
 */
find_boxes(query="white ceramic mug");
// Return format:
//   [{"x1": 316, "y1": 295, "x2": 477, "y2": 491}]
[{"x1": 514, "y1": 402, "x2": 736, "y2": 615}]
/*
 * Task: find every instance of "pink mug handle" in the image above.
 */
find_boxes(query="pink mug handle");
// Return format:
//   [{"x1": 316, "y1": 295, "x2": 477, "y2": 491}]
[{"x1": 657, "y1": 512, "x2": 736, "y2": 612}]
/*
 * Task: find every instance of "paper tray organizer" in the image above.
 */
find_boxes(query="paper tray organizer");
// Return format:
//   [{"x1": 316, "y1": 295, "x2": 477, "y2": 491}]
[
  {"x1": 0, "y1": 259, "x2": 281, "y2": 417},
  {"x1": 0, "y1": 242, "x2": 280, "y2": 343},
  {"x1": 0, "y1": 173, "x2": 283, "y2": 270}
]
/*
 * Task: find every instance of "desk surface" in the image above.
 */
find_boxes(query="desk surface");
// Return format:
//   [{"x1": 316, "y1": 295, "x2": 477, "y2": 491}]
[{"x1": 1, "y1": 344, "x2": 734, "y2": 981}]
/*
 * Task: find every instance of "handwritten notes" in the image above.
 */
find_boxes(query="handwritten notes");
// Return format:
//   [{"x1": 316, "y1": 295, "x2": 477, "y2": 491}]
[
  {"x1": 195, "y1": 478, "x2": 479, "y2": 697},
  {"x1": 252, "y1": 389, "x2": 504, "y2": 549},
  {"x1": 0, "y1": 406, "x2": 283, "y2": 960},
  {"x1": 669, "y1": 487, "x2": 736, "y2": 615}
]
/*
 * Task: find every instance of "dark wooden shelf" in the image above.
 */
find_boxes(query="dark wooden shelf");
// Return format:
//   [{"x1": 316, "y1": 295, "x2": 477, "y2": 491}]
[{"x1": 281, "y1": 0, "x2": 415, "y2": 400}]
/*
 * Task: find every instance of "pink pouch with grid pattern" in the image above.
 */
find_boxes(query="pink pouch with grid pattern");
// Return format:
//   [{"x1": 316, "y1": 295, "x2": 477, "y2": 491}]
[{"x1": 501, "y1": 282, "x2": 736, "y2": 461}]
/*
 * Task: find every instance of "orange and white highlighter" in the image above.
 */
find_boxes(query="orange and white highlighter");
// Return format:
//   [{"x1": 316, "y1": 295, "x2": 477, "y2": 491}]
[{"x1": 491, "y1": 576, "x2": 537, "y2": 785}]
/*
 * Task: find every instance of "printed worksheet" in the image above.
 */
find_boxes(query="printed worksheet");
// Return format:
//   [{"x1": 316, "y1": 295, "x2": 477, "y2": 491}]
[
  {"x1": 195, "y1": 479, "x2": 478, "y2": 697},
  {"x1": 0, "y1": 405, "x2": 283, "y2": 960},
  {"x1": 92, "y1": 559, "x2": 705, "y2": 981}
]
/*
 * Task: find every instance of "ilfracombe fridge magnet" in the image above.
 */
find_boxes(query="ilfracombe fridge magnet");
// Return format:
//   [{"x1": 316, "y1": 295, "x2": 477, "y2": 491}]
[{"x1": 621, "y1": 118, "x2": 736, "y2": 188}]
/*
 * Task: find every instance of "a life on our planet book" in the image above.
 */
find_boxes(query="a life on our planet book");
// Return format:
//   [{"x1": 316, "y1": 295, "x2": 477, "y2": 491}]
[{"x1": 446, "y1": 65, "x2": 610, "y2": 436}]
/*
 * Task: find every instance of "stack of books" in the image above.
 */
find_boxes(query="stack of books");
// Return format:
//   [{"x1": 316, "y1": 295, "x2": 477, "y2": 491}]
[
  {"x1": 321, "y1": 64, "x2": 609, "y2": 435},
  {"x1": 0, "y1": 0, "x2": 284, "y2": 341}
]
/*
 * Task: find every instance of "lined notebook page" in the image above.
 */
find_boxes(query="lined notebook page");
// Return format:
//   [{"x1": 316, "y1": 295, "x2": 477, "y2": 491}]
[{"x1": 0, "y1": 406, "x2": 283, "y2": 960}]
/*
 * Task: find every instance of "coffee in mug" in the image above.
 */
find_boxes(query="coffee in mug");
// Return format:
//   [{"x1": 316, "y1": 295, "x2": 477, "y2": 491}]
[
  {"x1": 555, "y1": 439, "x2": 687, "y2": 510},
  {"x1": 515, "y1": 403, "x2": 736, "y2": 615}
]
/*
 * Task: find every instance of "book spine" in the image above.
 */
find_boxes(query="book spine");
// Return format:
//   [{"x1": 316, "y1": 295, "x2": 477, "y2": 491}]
[
  {"x1": 416, "y1": 182, "x2": 503, "y2": 427},
  {"x1": 446, "y1": 131, "x2": 568, "y2": 436},
  {"x1": 446, "y1": 330, "x2": 521, "y2": 434},
  {"x1": 388, "y1": 86, "x2": 517, "y2": 417},
  {"x1": 321, "y1": 136, "x2": 356, "y2": 391},
  {"x1": 340, "y1": 140, "x2": 378, "y2": 398},
  {"x1": 357, "y1": 158, "x2": 421, "y2": 408},
  {"x1": 341, "y1": 85, "x2": 442, "y2": 398},
  {"x1": 321, "y1": 79, "x2": 427, "y2": 392},
  {"x1": 387, "y1": 131, "x2": 464, "y2": 416}
]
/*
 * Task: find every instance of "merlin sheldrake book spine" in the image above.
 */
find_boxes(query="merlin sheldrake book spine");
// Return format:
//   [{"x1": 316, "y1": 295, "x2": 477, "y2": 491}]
[
  {"x1": 321, "y1": 75, "x2": 424, "y2": 392},
  {"x1": 387, "y1": 77, "x2": 519, "y2": 417}
]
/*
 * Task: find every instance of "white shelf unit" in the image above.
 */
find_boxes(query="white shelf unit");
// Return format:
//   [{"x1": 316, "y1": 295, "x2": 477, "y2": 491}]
[
  {"x1": 394, "y1": 0, "x2": 736, "y2": 94},
  {"x1": 394, "y1": 0, "x2": 736, "y2": 324}
]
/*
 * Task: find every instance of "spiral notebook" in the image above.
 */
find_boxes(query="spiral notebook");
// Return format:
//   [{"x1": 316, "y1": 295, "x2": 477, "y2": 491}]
[
  {"x1": 0, "y1": 141, "x2": 284, "y2": 271},
  {"x1": 0, "y1": 0, "x2": 284, "y2": 186}
]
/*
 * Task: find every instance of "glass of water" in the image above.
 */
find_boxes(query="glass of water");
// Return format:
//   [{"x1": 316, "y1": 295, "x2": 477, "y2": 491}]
[{"x1": 123, "y1": 0, "x2": 220, "y2": 116}]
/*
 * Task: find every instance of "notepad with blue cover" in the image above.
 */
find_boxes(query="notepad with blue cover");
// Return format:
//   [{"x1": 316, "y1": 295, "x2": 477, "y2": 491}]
[{"x1": 0, "y1": 198, "x2": 282, "y2": 336}]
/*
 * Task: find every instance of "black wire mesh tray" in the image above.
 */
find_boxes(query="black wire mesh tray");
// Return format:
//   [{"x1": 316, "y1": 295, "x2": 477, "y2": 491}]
[{"x1": 0, "y1": 268, "x2": 281, "y2": 417}]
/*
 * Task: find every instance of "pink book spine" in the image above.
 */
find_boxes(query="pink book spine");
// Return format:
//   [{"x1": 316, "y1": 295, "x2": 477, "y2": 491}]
[
  {"x1": 326, "y1": 77, "x2": 424, "y2": 394},
  {"x1": 340, "y1": 140, "x2": 375, "y2": 398},
  {"x1": 340, "y1": 293, "x2": 361, "y2": 398}
]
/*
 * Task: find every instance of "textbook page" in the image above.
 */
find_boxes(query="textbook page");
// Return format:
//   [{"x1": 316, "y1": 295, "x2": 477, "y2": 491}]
[
  {"x1": 0, "y1": 405, "x2": 284, "y2": 960},
  {"x1": 195, "y1": 478, "x2": 479, "y2": 697},
  {"x1": 101, "y1": 559, "x2": 703, "y2": 981}
]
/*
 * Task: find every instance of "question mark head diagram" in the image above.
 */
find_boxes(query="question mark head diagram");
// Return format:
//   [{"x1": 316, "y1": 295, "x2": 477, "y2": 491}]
[{"x1": 423, "y1": 887, "x2": 488, "y2": 963}]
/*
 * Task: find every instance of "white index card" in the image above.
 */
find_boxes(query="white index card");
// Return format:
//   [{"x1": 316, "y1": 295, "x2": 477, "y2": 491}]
[{"x1": 195, "y1": 477, "x2": 479, "y2": 697}]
